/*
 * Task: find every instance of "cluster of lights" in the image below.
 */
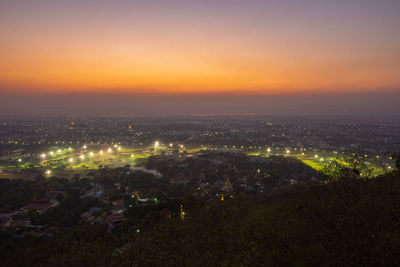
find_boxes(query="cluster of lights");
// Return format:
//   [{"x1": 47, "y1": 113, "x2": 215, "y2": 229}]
[
  {"x1": 114, "y1": 144, "x2": 122, "y2": 151},
  {"x1": 42, "y1": 148, "x2": 71, "y2": 159}
]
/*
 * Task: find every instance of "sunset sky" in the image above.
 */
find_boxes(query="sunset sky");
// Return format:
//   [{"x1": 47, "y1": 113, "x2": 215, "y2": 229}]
[
  {"x1": 0, "y1": 0, "x2": 399, "y2": 116},
  {"x1": 1, "y1": 0, "x2": 399, "y2": 96}
]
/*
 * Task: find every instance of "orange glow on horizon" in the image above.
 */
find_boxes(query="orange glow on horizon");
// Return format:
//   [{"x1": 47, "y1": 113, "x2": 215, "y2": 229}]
[
  {"x1": 1, "y1": 43, "x2": 398, "y2": 95},
  {"x1": 1, "y1": 1, "x2": 399, "y2": 95}
]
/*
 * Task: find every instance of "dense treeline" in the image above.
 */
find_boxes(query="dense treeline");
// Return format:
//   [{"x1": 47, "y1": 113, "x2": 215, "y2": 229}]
[
  {"x1": 118, "y1": 173, "x2": 400, "y2": 266},
  {"x1": 2, "y1": 170, "x2": 400, "y2": 266}
]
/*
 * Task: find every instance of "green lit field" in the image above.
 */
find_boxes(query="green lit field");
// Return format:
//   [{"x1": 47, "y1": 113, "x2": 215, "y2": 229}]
[
  {"x1": 39, "y1": 147, "x2": 153, "y2": 171},
  {"x1": 2, "y1": 144, "x2": 391, "y2": 179},
  {"x1": 300, "y1": 159, "x2": 326, "y2": 170}
]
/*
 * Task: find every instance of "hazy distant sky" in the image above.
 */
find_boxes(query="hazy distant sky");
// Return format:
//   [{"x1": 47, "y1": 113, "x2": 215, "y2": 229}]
[{"x1": 0, "y1": 0, "x2": 399, "y2": 116}]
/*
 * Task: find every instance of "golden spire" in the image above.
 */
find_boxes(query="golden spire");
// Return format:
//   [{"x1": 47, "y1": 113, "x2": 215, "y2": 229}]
[{"x1": 180, "y1": 204, "x2": 185, "y2": 221}]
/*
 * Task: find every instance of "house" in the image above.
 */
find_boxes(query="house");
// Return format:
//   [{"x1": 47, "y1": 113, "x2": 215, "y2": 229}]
[
  {"x1": 21, "y1": 199, "x2": 58, "y2": 213},
  {"x1": 111, "y1": 199, "x2": 126, "y2": 214},
  {"x1": 100, "y1": 195, "x2": 110, "y2": 204},
  {"x1": 81, "y1": 184, "x2": 103, "y2": 198},
  {"x1": 80, "y1": 207, "x2": 102, "y2": 223},
  {"x1": 4, "y1": 219, "x2": 32, "y2": 228},
  {"x1": 112, "y1": 199, "x2": 124, "y2": 207},
  {"x1": 46, "y1": 190, "x2": 66, "y2": 199},
  {"x1": 106, "y1": 213, "x2": 125, "y2": 229}
]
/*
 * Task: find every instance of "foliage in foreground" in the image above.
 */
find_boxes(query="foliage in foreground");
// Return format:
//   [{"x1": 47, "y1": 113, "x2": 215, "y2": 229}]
[{"x1": 2, "y1": 172, "x2": 400, "y2": 266}]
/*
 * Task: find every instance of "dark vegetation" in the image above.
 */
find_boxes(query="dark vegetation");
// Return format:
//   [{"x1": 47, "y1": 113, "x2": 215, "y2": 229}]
[{"x1": 1, "y1": 169, "x2": 400, "y2": 266}]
